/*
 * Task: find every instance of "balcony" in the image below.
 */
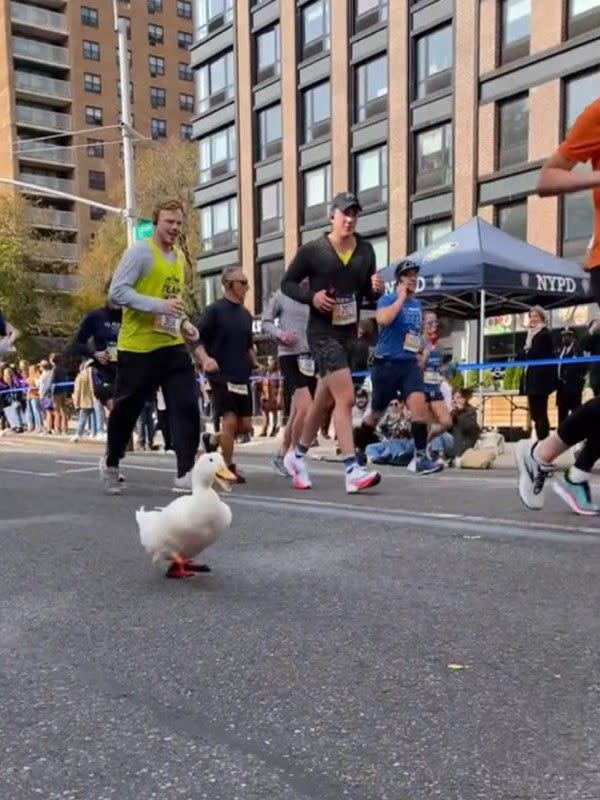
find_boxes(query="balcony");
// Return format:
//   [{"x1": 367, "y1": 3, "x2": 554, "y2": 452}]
[
  {"x1": 15, "y1": 104, "x2": 71, "y2": 132},
  {"x1": 10, "y1": 1, "x2": 67, "y2": 40},
  {"x1": 12, "y1": 36, "x2": 69, "y2": 68},
  {"x1": 52, "y1": 242, "x2": 78, "y2": 261},
  {"x1": 20, "y1": 171, "x2": 74, "y2": 195},
  {"x1": 17, "y1": 139, "x2": 74, "y2": 167},
  {"x1": 26, "y1": 207, "x2": 76, "y2": 230},
  {"x1": 14, "y1": 70, "x2": 70, "y2": 105}
]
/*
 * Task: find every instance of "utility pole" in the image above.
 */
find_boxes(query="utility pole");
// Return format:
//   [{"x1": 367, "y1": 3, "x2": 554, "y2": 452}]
[{"x1": 113, "y1": 0, "x2": 136, "y2": 246}]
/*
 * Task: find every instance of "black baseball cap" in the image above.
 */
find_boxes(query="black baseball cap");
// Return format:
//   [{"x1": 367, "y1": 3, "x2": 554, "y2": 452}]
[
  {"x1": 394, "y1": 259, "x2": 420, "y2": 279},
  {"x1": 331, "y1": 192, "x2": 362, "y2": 213},
  {"x1": 562, "y1": 327, "x2": 575, "y2": 335}
]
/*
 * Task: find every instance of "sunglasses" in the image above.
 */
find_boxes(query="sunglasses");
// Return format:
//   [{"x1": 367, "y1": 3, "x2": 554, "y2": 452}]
[{"x1": 228, "y1": 279, "x2": 249, "y2": 287}]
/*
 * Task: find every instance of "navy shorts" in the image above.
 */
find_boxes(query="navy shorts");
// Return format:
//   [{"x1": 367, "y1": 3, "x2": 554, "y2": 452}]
[
  {"x1": 425, "y1": 386, "x2": 444, "y2": 403},
  {"x1": 371, "y1": 358, "x2": 425, "y2": 413}
]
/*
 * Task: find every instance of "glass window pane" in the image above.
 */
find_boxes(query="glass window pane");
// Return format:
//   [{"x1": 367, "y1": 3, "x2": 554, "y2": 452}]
[
  {"x1": 303, "y1": 0, "x2": 327, "y2": 44},
  {"x1": 503, "y1": 0, "x2": 530, "y2": 44},
  {"x1": 571, "y1": 0, "x2": 600, "y2": 14},
  {"x1": 498, "y1": 95, "x2": 529, "y2": 168},
  {"x1": 416, "y1": 26, "x2": 452, "y2": 99},
  {"x1": 497, "y1": 201, "x2": 527, "y2": 241},
  {"x1": 565, "y1": 70, "x2": 600, "y2": 130},
  {"x1": 357, "y1": 149, "x2": 380, "y2": 190},
  {"x1": 367, "y1": 235, "x2": 389, "y2": 269},
  {"x1": 415, "y1": 219, "x2": 452, "y2": 250},
  {"x1": 306, "y1": 169, "x2": 325, "y2": 206}
]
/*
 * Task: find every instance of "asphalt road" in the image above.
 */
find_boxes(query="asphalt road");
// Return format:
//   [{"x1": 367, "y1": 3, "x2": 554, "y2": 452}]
[{"x1": 0, "y1": 437, "x2": 598, "y2": 800}]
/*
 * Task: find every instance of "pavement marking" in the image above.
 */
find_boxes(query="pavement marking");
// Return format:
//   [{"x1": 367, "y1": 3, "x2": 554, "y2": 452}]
[
  {"x1": 0, "y1": 513, "x2": 86, "y2": 531},
  {"x1": 0, "y1": 466, "x2": 58, "y2": 477},
  {"x1": 226, "y1": 493, "x2": 599, "y2": 545}
]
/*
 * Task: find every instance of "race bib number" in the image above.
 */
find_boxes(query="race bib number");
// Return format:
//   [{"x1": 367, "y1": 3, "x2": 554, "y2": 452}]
[
  {"x1": 331, "y1": 295, "x2": 357, "y2": 326},
  {"x1": 106, "y1": 345, "x2": 118, "y2": 362},
  {"x1": 403, "y1": 332, "x2": 421, "y2": 353},
  {"x1": 297, "y1": 355, "x2": 315, "y2": 377},
  {"x1": 153, "y1": 314, "x2": 181, "y2": 337},
  {"x1": 227, "y1": 382, "x2": 249, "y2": 396},
  {"x1": 423, "y1": 370, "x2": 441, "y2": 384}
]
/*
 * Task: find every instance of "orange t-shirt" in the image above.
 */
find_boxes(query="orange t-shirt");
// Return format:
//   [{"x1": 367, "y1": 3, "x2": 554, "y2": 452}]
[{"x1": 557, "y1": 97, "x2": 600, "y2": 270}]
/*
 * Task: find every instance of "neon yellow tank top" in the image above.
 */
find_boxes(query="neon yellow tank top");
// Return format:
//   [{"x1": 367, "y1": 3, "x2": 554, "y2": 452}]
[
  {"x1": 118, "y1": 242, "x2": 185, "y2": 353},
  {"x1": 337, "y1": 251, "x2": 353, "y2": 266}
]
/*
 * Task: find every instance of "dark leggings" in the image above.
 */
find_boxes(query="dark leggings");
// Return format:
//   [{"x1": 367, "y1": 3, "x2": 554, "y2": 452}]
[
  {"x1": 557, "y1": 396, "x2": 600, "y2": 472},
  {"x1": 157, "y1": 408, "x2": 172, "y2": 450},
  {"x1": 107, "y1": 346, "x2": 200, "y2": 477},
  {"x1": 528, "y1": 394, "x2": 550, "y2": 441}
]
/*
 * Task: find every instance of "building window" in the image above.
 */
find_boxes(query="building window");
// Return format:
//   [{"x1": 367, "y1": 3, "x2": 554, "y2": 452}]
[
  {"x1": 500, "y1": 0, "x2": 530, "y2": 64},
  {"x1": 176, "y1": 0, "x2": 192, "y2": 18},
  {"x1": 496, "y1": 200, "x2": 527, "y2": 241},
  {"x1": 564, "y1": 69, "x2": 600, "y2": 131},
  {"x1": 82, "y1": 40, "x2": 100, "y2": 60},
  {"x1": 257, "y1": 104, "x2": 282, "y2": 160},
  {"x1": 355, "y1": 55, "x2": 388, "y2": 123},
  {"x1": 84, "y1": 73, "x2": 101, "y2": 94},
  {"x1": 568, "y1": 0, "x2": 600, "y2": 37},
  {"x1": 85, "y1": 105, "x2": 103, "y2": 125},
  {"x1": 118, "y1": 16, "x2": 131, "y2": 39},
  {"x1": 180, "y1": 123, "x2": 192, "y2": 140},
  {"x1": 301, "y1": 0, "x2": 330, "y2": 60},
  {"x1": 257, "y1": 259, "x2": 285, "y2": 313},
  {"x1": 149, "y1": 55, "x2": 165, "y2": 76},
  {"x1": 259, "y1": 182, "x2": 283, "y2": 237},
  {"x1": 414, "y1": 124, "x2": 452, "y2": 193},
  {"x1": 148, "y1": 24, "x2": 164, "y2": 45},
  {"x1": 415, "y1": 25, "x2": 452, "y2": 100},
  {"x1": 81, "y1": 6, "x2": 98, "y2": 27},
  {"x1": 199, "y1": 126, "x2": 236, "y2": 184},
  {"x1": 365, "y1": 234, "x2": 389, "y2": 269},
  {"x1": 201, "y1": 272, "x2": 222, "y2": 307},
  {"x1": 303, "y1": 163, "x2": 331, "y2": 224},
  {"x1": 196, "y1": 0, "x2": 233, "y2": 39},
  {"x1": 150, "y1": 86, "x2": 166, "y2": 108},
  {"x1": 151, "y1": 118, "x2": 167, "y2": 139},
  {"x1": 497, "y1": 94, "x2": 528, "y2": 169},
  {"x1": 201, "y1": 197, "x2": 238, "y2": 252},
  {"x1": 86, "y1": 138, "x2": 104, "y2": 158},
  {"x1": 148, "y1": 0, "x2": 162, "y2": 10},
  {"x1": 354, "y1": 0, "x2": 388, "y2": 34},
  {"x1": 302, "y1": 81, "x2": 330, "y2": 144},
  {"x1": 255, "y1": 25, "x2": 281, "y2": 84},
  {"x1": 355, "y1": 145, "x2": 388, "y2": 208},
  {"x1": 179, "y1": 93, "x2": 194, "y2": 112},
  {"x1": 414, "y1": 218, "x2": 452, "y2": 250},
  {"x1": 88, "y1": 170, "x2": 106, "y2": 191},
  {"x1": 90, "y1": 205, "x2": 106, "y2": 221},
  {"x1": 197, "y1": 51, "x2": 234, "y2": 112},
  {"x1": 179, "y1": 62, "x2": 193, "y2": 81},
  {"x1": 177, "y1": 31, "x2": 193, "y2": 49}
]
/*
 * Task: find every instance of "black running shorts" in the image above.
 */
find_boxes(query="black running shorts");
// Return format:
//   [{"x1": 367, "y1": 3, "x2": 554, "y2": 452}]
[
  {"x1": 210, "y1": 379, "x2": 253, "y2": 419},
  {"x1": 308, "y1": 334, "x2": 355, "y2": 378},
  {"x1": 278, "y1": 353, "x2": 317, "y2": 396}
]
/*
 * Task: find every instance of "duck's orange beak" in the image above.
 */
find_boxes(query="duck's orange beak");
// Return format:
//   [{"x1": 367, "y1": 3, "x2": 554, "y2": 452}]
[{"x1": 215, "y1": 467, "x2": 236, "y2": 492}]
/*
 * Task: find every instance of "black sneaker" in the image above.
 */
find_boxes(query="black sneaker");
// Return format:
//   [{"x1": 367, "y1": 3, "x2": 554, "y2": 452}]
[
  {"x1": 202, "y1": 432, "x2": 218, "y2": 453},
  {"x1": 229, "y1": 463, "x2": 246, "y2": 484}
]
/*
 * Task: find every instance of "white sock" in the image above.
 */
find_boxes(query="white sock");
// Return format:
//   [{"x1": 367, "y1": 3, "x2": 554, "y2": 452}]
[
  {"x1": 569, "y1": 466, "x2": 589, "y2": 484},
  {"x1": 531, "y1": 443, "x2": 552, "y2": 468}
]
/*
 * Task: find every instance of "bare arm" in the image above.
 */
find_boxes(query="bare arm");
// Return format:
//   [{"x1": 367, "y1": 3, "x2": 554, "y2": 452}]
[
  {"x1": 537, "y1": 153, "x2": 600, "y2": 197},
  {"x1": 376, "y1": 285, "x2": 407, "y2": 327}
]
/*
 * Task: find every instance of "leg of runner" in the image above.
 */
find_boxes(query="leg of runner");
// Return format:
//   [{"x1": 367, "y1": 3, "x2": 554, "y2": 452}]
[
  {"x1": 516, "y1": 395, "x2": 600, "y2": 510},
  {"x1": 162, "y1": 357, "x2": 201, "y2": 492},
  {"x1": 274, "y1": 387, "x2": 312, "y2": 476},
  {"x1": 404, "y1": 391, "x2": 442, "y2": 474}
]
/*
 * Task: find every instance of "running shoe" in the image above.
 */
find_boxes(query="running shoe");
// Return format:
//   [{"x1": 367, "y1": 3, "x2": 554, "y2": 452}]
[
  {"x1": 413, "y1": 454, "x2": 442, "y2": 475},
  {"x1": 345, "y1": 465, "x2": 381, "y2": 494},
  {"x1": 229, "y1": 463, "x2": 246, "y2": 484},
  {"x1": 516, "y1": 440, "x2": 553, "y2": 510},
  {"x1": 283, "y1": 450, "x2": 312, "y2": 490},
  {"x1": 201, "y1": 431, "x2": 218, "y2": 453},
  {"x1": 99, "y1": 456, "x2": 121, "y2": 495},
  {"x1": 173, "y1": 471, "x2": 193, "y2": 493},
  {"x1": 552, "y1": 471, "x2": 600, "y2": 516},
  {"x1": 272, "y1": 454, "x2": 289, "y2": 477}
]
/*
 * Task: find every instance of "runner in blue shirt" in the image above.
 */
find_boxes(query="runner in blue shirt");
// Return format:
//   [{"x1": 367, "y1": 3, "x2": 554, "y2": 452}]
[{"x1": 355, "y1": 260, "x2": 441, "y2": 474}]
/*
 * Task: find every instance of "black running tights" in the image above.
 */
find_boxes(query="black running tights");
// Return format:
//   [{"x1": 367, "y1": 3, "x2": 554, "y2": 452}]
[{"x1": 557, "y1": 396, "x2": 600, "y2": 472}]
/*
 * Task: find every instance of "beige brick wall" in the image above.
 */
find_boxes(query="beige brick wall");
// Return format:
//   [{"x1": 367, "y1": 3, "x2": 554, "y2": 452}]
[
  {"x1": 281, "y1": 0, "x2": 299, "y2": 265},
  {"x1": 388, "y1": 0, "x2": 408, "y2": 260},
  {"x1": 527, "y1": 195, "x2": 559, "y2": 254},
  {"x1": 528, "y1": 80, "x2": 561, "y2": 162},
  {"x1": 478, "y1": 103, "x2": 495, "y2": 177},
  {"x1": 454, "y1": 0, "x2": 478, "y2": 225},
  {"x1": 236, "y1": 0, "x2": 255, "y2": 311},
  {"x1": 530, "y1": 0, "x2": 563, "y2": 54},
  {"x1": 330, "y1": 9, "x2": 349, "y2": 194},
  {"x1": 479, "y1": 0, "x2": 497, "y2": 75},
  {"x1": 0, "y1": 4, "x2": 15, "y2": 184}
]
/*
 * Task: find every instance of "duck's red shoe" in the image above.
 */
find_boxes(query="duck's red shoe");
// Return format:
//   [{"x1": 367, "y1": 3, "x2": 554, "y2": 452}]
[{"x1": 165, "y1": 561, "x2": 195, "y2": 579}]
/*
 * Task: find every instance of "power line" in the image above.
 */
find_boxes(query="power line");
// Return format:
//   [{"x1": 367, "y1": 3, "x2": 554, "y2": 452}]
[
  {"x1": 15, "y1": 135, "x2": 153, "y2": 157},
  {"x1": 11, "y1": 124, "x2": 150, "y2": 149}
]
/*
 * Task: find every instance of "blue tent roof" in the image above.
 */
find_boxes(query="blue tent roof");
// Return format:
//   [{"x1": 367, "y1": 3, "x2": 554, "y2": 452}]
[{"x1": 378, "y1": 217, "x2": 591, "y2": 318}]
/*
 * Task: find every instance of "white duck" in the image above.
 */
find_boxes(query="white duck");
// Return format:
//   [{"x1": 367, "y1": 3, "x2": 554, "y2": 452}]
[{"x1": 136, "y1": 452, "x2": 235, "y2": 579}]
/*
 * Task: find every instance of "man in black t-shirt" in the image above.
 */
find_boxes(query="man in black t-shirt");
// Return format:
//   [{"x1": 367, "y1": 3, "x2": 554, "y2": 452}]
[
  {"x1": 281, "y1": 191, "x2": 384, "y2": 494},
  {"x1": 191, "y1": 267, "x2": 261, "y2": 483}
]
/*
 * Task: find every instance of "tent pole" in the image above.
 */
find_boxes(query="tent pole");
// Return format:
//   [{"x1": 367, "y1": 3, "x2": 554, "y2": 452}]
[
  {"x1": 479, "y1": 289, "x2": 486, "y2": 427},
  {"x1": 463, "y1": 319, "x2": 470, "y2": 388}
]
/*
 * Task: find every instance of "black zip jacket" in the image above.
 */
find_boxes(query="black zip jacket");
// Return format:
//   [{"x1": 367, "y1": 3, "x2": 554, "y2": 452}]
[{"x1": 281, "y1": 233, "x2": 377, "y2": 338}]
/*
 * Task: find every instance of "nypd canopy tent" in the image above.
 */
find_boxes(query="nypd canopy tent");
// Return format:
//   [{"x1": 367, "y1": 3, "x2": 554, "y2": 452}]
[{"x1": 378, "y1": 216, "x2": 590, "y2": 319}]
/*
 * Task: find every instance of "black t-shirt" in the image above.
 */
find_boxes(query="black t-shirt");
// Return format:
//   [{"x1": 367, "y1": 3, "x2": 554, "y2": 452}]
[
  {"x1": 0, "y1": 311, "x2": 7, "y2": 337},
  {"x1": 194, "y1": 298, "x2": 253, "y2": 383},
  {"x1": 280, "y1": 233, "x2": 377, "y2": 340}
]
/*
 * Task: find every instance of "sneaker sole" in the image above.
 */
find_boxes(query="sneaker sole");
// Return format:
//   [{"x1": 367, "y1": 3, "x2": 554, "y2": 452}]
[
  {"x1": 552, "y1": 482, "x2": 599, "y2": 516},
  {"x1": 346, "y1": 472, "x2": 381, "y2": 494},
  {"x1": 515, "y1": 441, "x2": 543, "y2": 511},
  {"x1": 291, "y1": 475, "x2": 311, "y2": 490}
]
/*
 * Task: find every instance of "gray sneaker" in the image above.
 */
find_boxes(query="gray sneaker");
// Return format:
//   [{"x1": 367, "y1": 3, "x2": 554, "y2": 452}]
[
  {"x1": 99, "y1": 457, "x2": 121, "y2": 495},
  {"x1": 173, "y1": 471, "x2": 193, "y2": 493},
  {"x1": 516, "y1": 440, "x2": 553, "y2": 510}
]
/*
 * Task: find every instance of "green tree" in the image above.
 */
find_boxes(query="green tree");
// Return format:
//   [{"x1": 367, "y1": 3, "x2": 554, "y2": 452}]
[{"x1": 0, "y1": 192, "x2": 39, "y2": 334}]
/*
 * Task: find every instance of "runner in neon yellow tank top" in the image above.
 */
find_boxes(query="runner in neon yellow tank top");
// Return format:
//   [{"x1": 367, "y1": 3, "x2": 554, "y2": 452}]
[{"x1": 101, "y1": 199, "x2": 203, "y2": 497}]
